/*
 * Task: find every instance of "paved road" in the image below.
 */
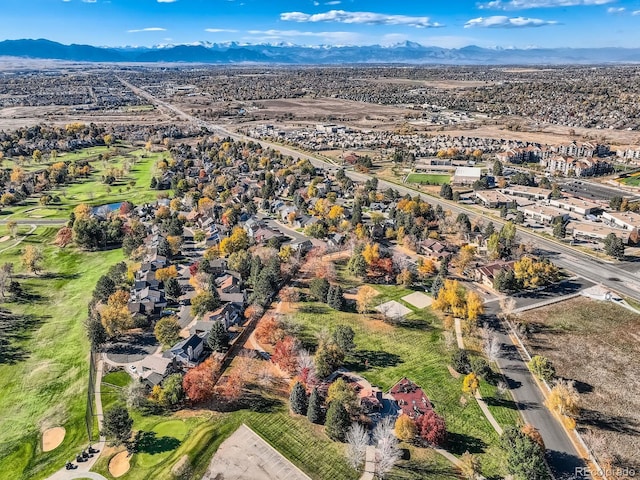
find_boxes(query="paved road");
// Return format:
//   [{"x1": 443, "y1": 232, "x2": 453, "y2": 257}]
[{"x1": 482, "y1": 299, "x2": 588, "y2": 479}]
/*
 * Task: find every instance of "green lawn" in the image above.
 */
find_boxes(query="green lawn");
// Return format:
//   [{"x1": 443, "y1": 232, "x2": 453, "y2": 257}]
[
  {"x1": 0, "y1": 228, "x2": 125, "y2": 480},
  {"x1": 619, "y1": 174, "x2": 640, "y2": 186},
  {"x1": 406, "y1": 173, "x2": 451, "y2": 185},
  {"x1": 292, "y1": 287, "x2": 515, "y2": 478}
]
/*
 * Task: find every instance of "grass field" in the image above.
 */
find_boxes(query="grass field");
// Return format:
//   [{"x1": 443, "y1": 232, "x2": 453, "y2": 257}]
[
  {"x1": 406, "y1": 173, "x2": 451, "y2": 185},
  {"x1": 1, "y1": 146, "x2": 166, "y2": 220},
  {"x1": 0, "y1": 228, "x2": 125, "y2": 480},
  {"x1": 618, "y1": 173, "x2": 640, "y2": 186},
  {"x1": 519, "y1": 297, "x2": 640, "y2": 471}
]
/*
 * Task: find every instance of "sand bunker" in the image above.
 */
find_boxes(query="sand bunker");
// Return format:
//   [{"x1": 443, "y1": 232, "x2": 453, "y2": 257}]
[
  {"x1": 0, "y1": 235, "x2": 10, "y2": 243},
  {"x1": 109, "y1": 451, "x2": 131, "y2": 478},
  {"x1": 42, "y1": 427, "x2": 65, "y2": 452}
]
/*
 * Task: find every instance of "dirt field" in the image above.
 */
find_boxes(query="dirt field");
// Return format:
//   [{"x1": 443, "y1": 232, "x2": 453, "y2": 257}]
[{"x1": 519, "y1": 297, "x2": 640, "y2": 470}]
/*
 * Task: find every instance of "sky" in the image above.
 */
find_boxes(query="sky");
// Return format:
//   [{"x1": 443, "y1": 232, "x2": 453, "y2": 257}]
[{"x1": 2, "y1": 0, "x2": 640, "y2": 49}]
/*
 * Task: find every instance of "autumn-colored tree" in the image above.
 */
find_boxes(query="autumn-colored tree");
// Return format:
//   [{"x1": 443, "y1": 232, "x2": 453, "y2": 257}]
[
  {"x1": 432, "y1": 279, "x2": 467, "y2": 318},
  {"x1": 327, "y1": 378, "x2": 359, "y2": 413},
  {"x1": 456, "y1": 245, "x2": 476, "y2": 273},
  {"x1": 154, "y1": 315, "x2": 181, "y2": 346},
  {"x1": 244, "y1": 303, "x2": 265, "y2": 322},
  {"x1": 362, "y1": 242, "x2": 380, "y2": 265},
  {"x1": 545, "y1": 379, "x2": 580, "y2": 419},
  {"x1": 415, "y1": 410, "x2": 447, "y2": 446},
  {"x1": 459, "y1": 451, "x2": 481, "y2": 479},
  {"x1": 155, "y1": 205, "x2": 170, "y2": 220},
  {"x1": 155, "y1": 265, "x2": 178, "y2": 282},
  {"x1": 54, "y1": 226, "x2": 73, "y2": 248},
  {"x1": 279, "y1": 286, "x2": 300, "y2": 306},
  {"x1": 219, "y1": 226, "x2": 250, "y2": 256},
  {"x1": 10, "y1": 166, "x2": 25, "y2": 184},
  {"x1": 521, "y1": 424, "x2": 545, "y2": 449},
  {"x1": 327, "y1": 205, "x2": 345, "y2": 223},
  {"x1": 166, "y1": 235, "x2": 182, "y2": 256},
  {"x1": 100, "y1": 290, "x2": 133, "y2": 337},
  {"x1": 394, "y1": 414, "x2": 417, "y2": 442},
  {"x1": 271, "y1": 336, "x2": 300, "y2": 375},
  {"x1": 21, "y1": 245, "x2": 44, "y2": 274},
  {"x1": 465, "y1": 290, "x2": 484, "y2": 322},
  {"x1": 462, "y1": 372, "x2": 479, "y2": 395},
  {"x1": 217, "y1": 371, "x2": 245, "y2": 404},
  {"x1": 74, "y1": 203, "x2": 92, "y2": 220},
  {"x1": 396, "y1": 268, "x2": 415, "y2": 287},
  {"x1": 182, "y1": 357, "x2": 220, "y2": 403},
  {"x1": 355, "y1": 285, "x2": 378, "y2": 316},
  {"x1": 255, "y1": 316, "x2": 285, "y2": 345},
  {"x1": 417, "y1": 258, "x2": 436, "y2": 278},
  {"x1": 203, "y1": 245, "x2": 220, "y2": 261},
  {"x1": 514, "y1": 256, "x2": 560, "y2": 289},
  {"x1": 103, "y1": 134, "x2": 114, "y2": 147}
]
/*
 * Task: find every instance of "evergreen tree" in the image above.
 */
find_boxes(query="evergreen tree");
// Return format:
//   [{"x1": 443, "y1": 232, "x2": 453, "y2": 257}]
[
  {"x1": 431, "y1": 274, "x2": 445, "y2": 297},
  {"x1": 325, "y1": 401, "x2": 350, "y2": 442},
  {"x1": 493, "y1": 160, "x2": 504, "y2": 176},
  {"x1": 351, "y1": 201, "x2": 363, "y2": 226},
  {"x1": 207, "y1": 321, "x2": 229, "y2": 352},
  {"x1": 439, "y1": 183, "x2": 453, "y2": 200},
  {"x1": 248, "y1": 255, "x2": 263, "y2": 288},
  {"x1": 484, "y1": 221, "x2": 495, "y2": 237},
  {"x1": 347, "y1": 253, "x2": 367, "y2": 278},
  {"x1": 327, "y1": 285, "x2": 345, "y2": 311},
  {"x1": 289, "y1": 381, "x2": 308, "y2": 415},
  {"x1": 157, "y1": 237, "x2": 172, "y2": 258},
  {"x1": 500, "y1": 426, "x2": 548, "y2": 480},
  {"x1": 307, "y1": 387, "x2": 324, "y2": 424},
  {"x1": 552, "y1": 219, "x2": 566, "y2": 239},
  {"x1": 332, "y1": 325, "x2": 355, "y2": 355},
  {"x1": 309, "y1": 277, "x2": 330, "y2": 302},
  {"x1": 165, "y1": 277, "x2": 183, "y2": 301},
  {"x1": 604, "y1": 233, "x2": 625, "y2": 259}
]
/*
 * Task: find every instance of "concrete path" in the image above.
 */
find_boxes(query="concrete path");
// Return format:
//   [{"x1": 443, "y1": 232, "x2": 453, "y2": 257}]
[
  {"x1": 454, "y1": 318, "x2": 503, "y2": 436},
  {"x1": 46, "y1": 358, "x2": 107, "y2": 480},
  {"x1": 433, "y1": 447, "x2": 486, "y2": 480},
  {"x1": 0, "y1": 224, "x2": 36, "y2": 254},
  {"x1": 359, "y1": 446, "x2": 376, "y2": 480}
]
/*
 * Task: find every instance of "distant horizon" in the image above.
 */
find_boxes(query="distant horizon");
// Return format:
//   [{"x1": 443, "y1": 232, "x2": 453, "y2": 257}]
[{"x1": 2, "y1": 1, "x2": 640, "y2": 50}]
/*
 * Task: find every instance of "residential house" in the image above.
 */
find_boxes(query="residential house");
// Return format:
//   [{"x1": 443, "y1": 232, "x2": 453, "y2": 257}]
[
  {"x1": 166, "y1": 334, "x2": 205, "y2": 368},
  {"x1": 474, "y1": 260, "x2": 516, "y2": 288},
  {"x1": 136, "y1": 355, "x2": 175, "y2": 388}
]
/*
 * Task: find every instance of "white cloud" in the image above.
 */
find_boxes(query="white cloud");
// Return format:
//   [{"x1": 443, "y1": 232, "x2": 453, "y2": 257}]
[
  {"x1": 325, "y1": 1, "x2": 341, "y2": 5},
  {"x1": 479, "y1": 0, "x2": 614, "y2": 9},
  {"x1": 157, "y1": 0, "x2": 178, "y2": 3},
  {"x1": 246, "y1": 29, "x2": 362, "y2": 44},
  {"x1": 633, "y1": 10, "x2": 640, "y2": 15},
  {"x1": 127, "y1": 27, "x2": 167, "y2": 33},
  {"x1": 280, "y1": 10, "x2": 443, "y2": 28},
  {"x1": 204, "y1": 28, "x2": 238, "y2": 33},
  {"x1": 82, "y1": 0, "x2": 97, "y2": 3},
  {"x1": 607, "y1": 7, "x2": 625, "y2": 13},
  {"x1": 465, "y1": 15, "x2": 558, "y2": 27}
]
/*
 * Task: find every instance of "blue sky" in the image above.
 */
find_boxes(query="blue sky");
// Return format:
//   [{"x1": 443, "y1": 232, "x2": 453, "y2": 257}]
[{"x1": 3, "y1": 0, "x2": 640, "y2": 48}]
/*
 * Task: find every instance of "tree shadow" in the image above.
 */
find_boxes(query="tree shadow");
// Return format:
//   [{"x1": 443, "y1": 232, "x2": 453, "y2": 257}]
[
  {"x1": 571, "y1": 379, "x2": 593, "y2": 394},
  {"x1": 39, "y1": 272, "x2": 81, "y2": 281},
  {"x1": 133, "y1": 431, "x2": 180, "y2": 455},
  {"x1": 0, "y1": 309, "x2": 48, "y2": 364},
  {"x1": 579, "y1": 409, "x2": 640, "y2": 435},
  {"x1": 298, "y1": 303, "x2": 332, "y2": 315},
  {"x1": 446, "y1": 431, "x2": 487, "y2": 455},
  {"x1": 350, "y1": 349, "x2": 402, "y2": 369},
  {"x1": 483, "y1": 396, "x2": 519, "y2": 411},
  {"x1": 239, "y1": 392, "x2": 283, "y2": 413}
]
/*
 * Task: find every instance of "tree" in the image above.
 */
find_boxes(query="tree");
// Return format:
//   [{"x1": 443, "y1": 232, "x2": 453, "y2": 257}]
[
  {"x1": 459, "y1": 451, "x2": 481, "y2": 479},
  {"x1": 521, "y1": 424, "x2": 545, "y2": 449},
  {"x1": 462, "y1": 372, "x2": 480, "y2": 395},
  {"x1": 345, "y1": 423, "x2": 369, "y2": 470},
  {"x1": 21, "y1": 245, "x2": 43, "y2": 274},
  {"x1": 552, "y1": 219, "x2": 566, "y2": 239},
  {"x1": 500, "y1": 426, "x2": 548, "y2": 480},
  {"x1": 155, "y1": 265, "x2": 178, "y2": 282},
  {"x1": 440, "y1": 183, "x2": 453, "y2": 200},
  {"x1": 373, "y1": 417, "x2": 401, "y2": 478},
  {"x1": 362, "y1": 243, "x2": 380, "y2": 265},
  {"x1": 327, "y1": 378, "x2": 359, "y2": 413},
  {"x1": 309, "y1": 277, "x2": 330, "y2": 302},
  {"x1": 85, "y1": 317, "x2": 107, "y2": 351},
  {"x1": 465, "y1": 290, "x2": 484, "y2": 322},
  {"x1": 484, "y1": 334, "x2": 501, "y2": 363},
  {"x1": 416, "y1": 410, "x2": 447, "y2": 446},
  {"x1": 159, "y1": 373, "x2": 184, "y2": 407},
  {"x1": 546, "y1": 379, "x2": 580, "y2": 418},
  {"x1": 604, "y1": 233, "x2": 625, "y2": 260},
  {"x1": 6, "y1": 221, "x2": 18, "y2": 238},
  {"x1": 289, "y1": 381, "x2": 308, "y2": 415},
  {"x1": 307, "y1": 387, "x2": 324, "y2": 424},
  {"x1": 271, "y1": 336, "x2": 300, "y2": 375},
  {"x1": 315, "y1": 342, "x2": 345, "y2": 378},
  {"x1": 431, "y1": 274, "x2": 445, "y2": 297},
  {"x1": 325, "y1": 401, "x2": 350, "y2": 442},
  {"x1": 394, "y1": 414, "x2": 417, "y2": 442},
  {"x1": 100, "y1": 290, "x2": 132, "y2": 337},
  {"x1": 451, "y1": 349, "x2": 471, "y2": 374},
  {"x1": 54, "y1": 226, "x2": 73, "y2": 248},
  {"x1": 356, "y1": 285, "x2": 377, "y2": 316},
  {"x1": 528, "y1": 355, "x2": 555, "y2": 382},
  {"x1": 347, "y1": 253, "x2": 367, "y2": 278},
  {"x1": 207, "y1": 321, "x2": 229, "y2": 352},
  {"x1": 191, "y1": 291, "x2": 219, "y2": 317},
  {"x1": 456, "y1": 245, "x2": 476, "y2": 273},
  {"x1": 493, "y1": 159, "x2": 504, "y2": 176},
  {"x1": 327, "y1": 285, "x2": 345, "y2": 311},
  {"x1": 432, "y1": 279, "x2": 466, "y2": 318},
  {"x1": 165, "y1": 277, "x2": 183, "y2": 301},
  {"x1": 396, "y1": 268, "x2": 415, "y2": 288},
  {"x1": 93, "y1": 275, "x2": 116, "y2": 303},
  {"x1": 610, "y1": 196, "x2": 623, "y2": 211},
  {"x1": 332, "y1": 325, "x2": 356, "y2": 356},
  {"x1": 102, "y1": 405, "x2": 133, "y2": 446},
  {"x1": 182, "y1": 357, "x2": 220, "y2": 403},
  {"x1": 154, "y1": 316, "x2": 181, "y2": 346}
]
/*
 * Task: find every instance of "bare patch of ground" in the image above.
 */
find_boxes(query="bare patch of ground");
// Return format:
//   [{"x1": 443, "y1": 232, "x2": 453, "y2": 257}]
[
  {"x1": 42, "y1": 427, "x2": 65, "y2": 452},
  {"x1": 402, "y1": 291, "x2": 433, "y2": 309},
  {"x1": 203, "y1": 424, "x2": 311, "y2": 480},
  {"x1": 109, "y1": 451, "x2": 131, "y2": 478},
  {"x1": 519, "y1": 297, "x2": 640, "y2": 470}
]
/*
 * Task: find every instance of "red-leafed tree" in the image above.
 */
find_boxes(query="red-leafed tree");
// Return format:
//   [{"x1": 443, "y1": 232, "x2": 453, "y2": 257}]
[
  {"x1": 416, "y1": 410, "x2": 447, "y2": 446},
  {"x1": 189, "y1": 262, "x2": 200, "y2": 277},
  {"x1": 54, "y1": 226, "x2": 73, "y2": 248},
  {"x1": 182, "y1": 357, "x2": 220, "y2": 403},
  {"x1": 255, "y1": 316, "x2": 285, "y2": 345},
  {"x1": 216, "y1": 371, "x2": 245, "y2": 404},
  {"x1": 271, "y1": 336, "x2": 300, "y2": 375}
]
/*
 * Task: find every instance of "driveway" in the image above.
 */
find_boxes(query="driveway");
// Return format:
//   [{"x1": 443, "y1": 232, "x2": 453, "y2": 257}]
[{"x1": 104, "y1": 332, "x2": 159, "y2": 364}]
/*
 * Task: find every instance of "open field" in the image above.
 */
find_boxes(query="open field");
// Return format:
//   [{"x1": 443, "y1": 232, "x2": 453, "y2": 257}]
[
  {"x1": 0, "y1": 228, "x2": 125, "y2": 480},
  {"x1": 519, "y1": 297, "x2": 640, "y2": 470},
  {"x1": 406, "y1": 173, "x2": 451, "y2": 185},
  {"x1": 618, "y1": 173, "x2": 640, "y2": 187},
  {"x1": 1, "y1": 145, "x2": 165, "y2": 220}
]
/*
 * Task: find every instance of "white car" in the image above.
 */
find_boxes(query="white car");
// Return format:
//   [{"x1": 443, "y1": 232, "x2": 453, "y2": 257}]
[{"x1": 128, "y1": 364, "x2": 137, "y2": 374}]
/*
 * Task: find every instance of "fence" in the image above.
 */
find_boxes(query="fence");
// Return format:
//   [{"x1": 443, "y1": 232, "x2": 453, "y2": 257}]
[{"x1": 85, "y1": 349, "x2": 99, "y2": 442}]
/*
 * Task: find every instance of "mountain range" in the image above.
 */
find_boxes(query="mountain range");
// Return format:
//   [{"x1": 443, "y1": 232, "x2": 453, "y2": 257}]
[{"x1": 0, "y1": 38, "x2": 639, "y2": 65}]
